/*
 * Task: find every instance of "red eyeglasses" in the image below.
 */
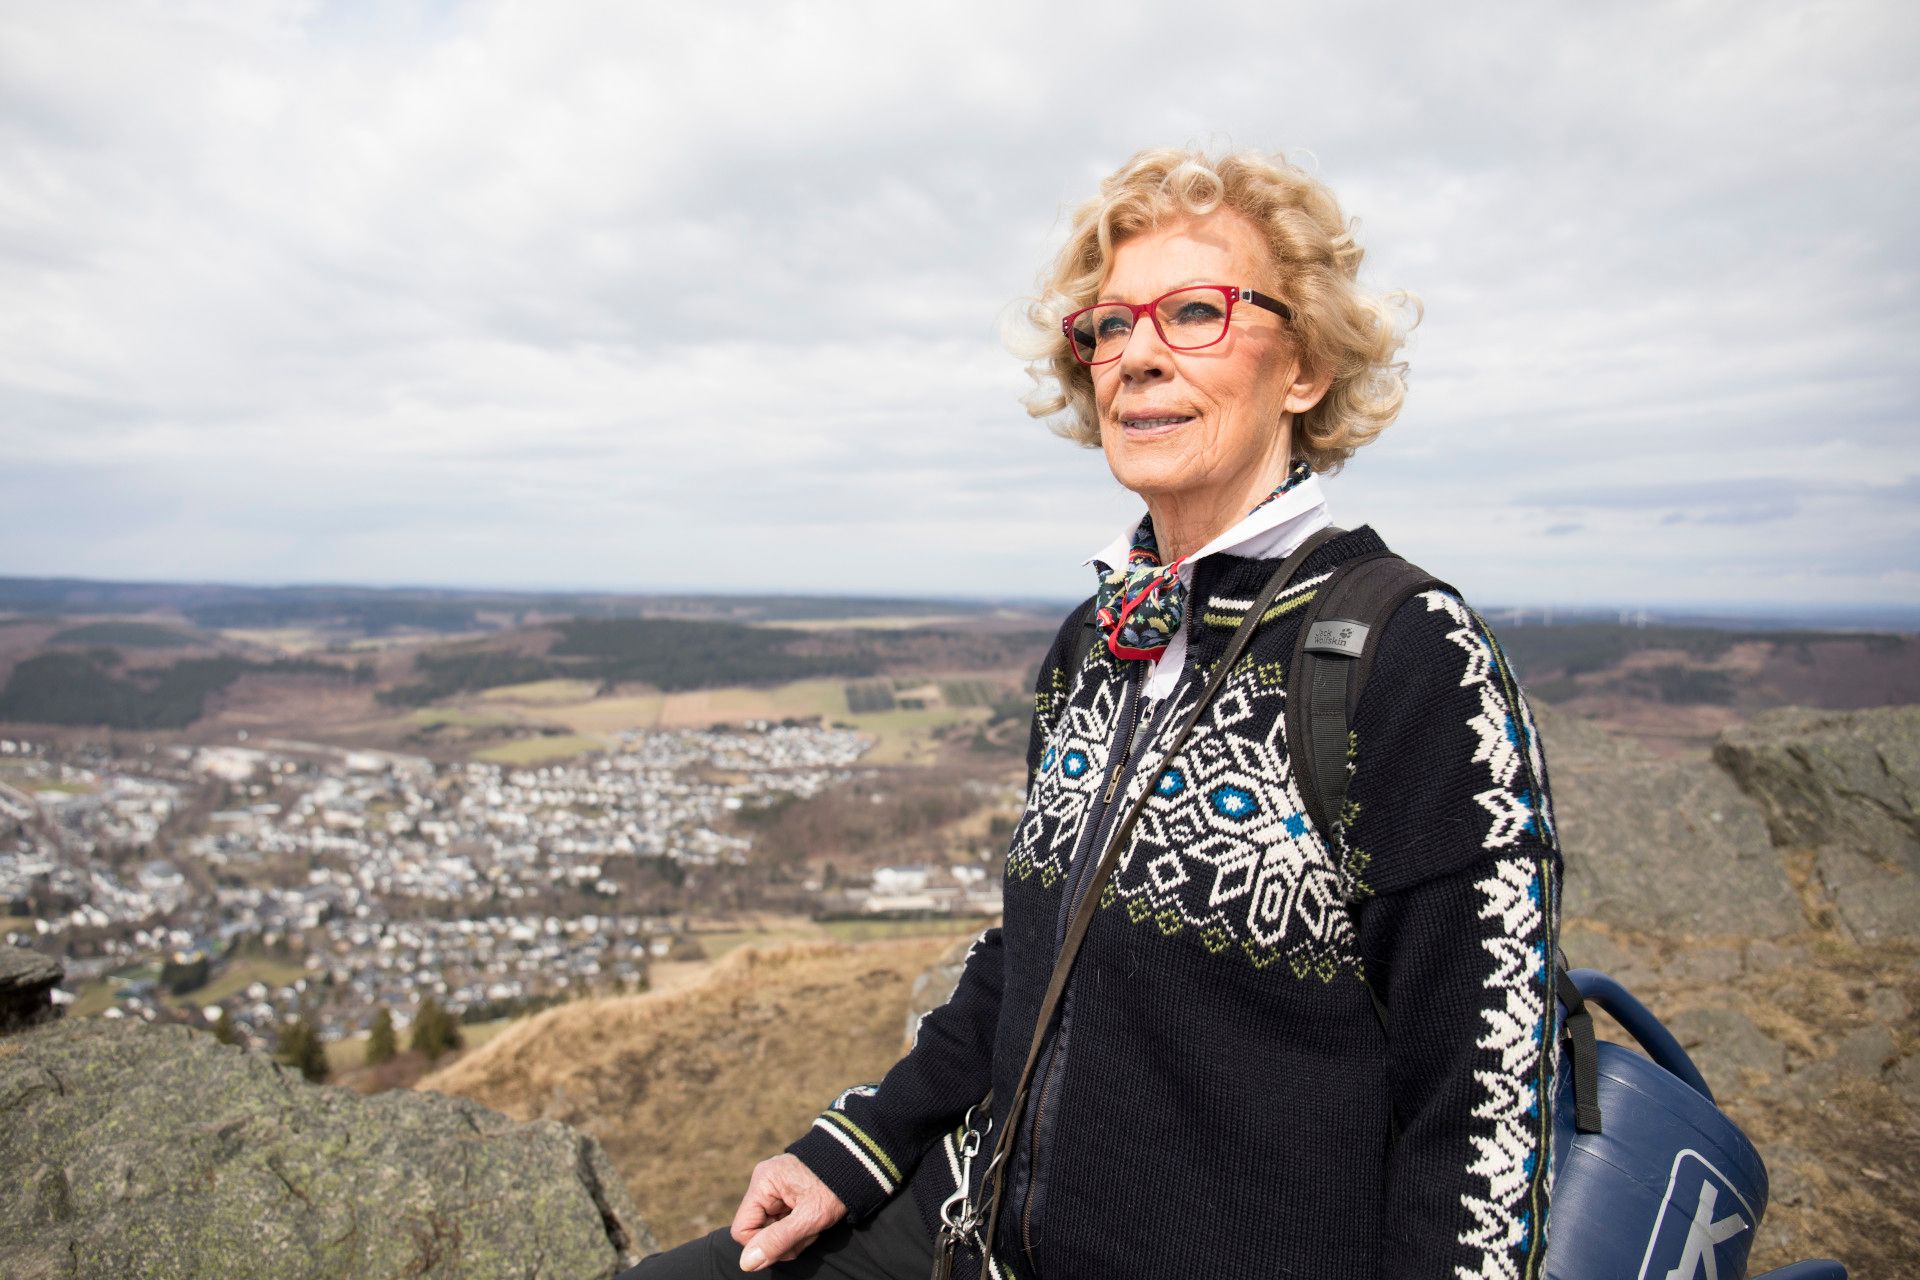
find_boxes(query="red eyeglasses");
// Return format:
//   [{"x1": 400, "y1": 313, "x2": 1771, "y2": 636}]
[{"x1": 1061, "y1": 285, "x2": 1294, "y2": 366}]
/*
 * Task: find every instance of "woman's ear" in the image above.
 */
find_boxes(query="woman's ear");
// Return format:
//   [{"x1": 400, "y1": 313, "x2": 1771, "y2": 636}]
[{"x1": 1282, "y1": 362, "x2": 1336, "y2": 416}]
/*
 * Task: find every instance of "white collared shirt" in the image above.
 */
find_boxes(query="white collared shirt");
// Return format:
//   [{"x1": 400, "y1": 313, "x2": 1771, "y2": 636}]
[{"x1": 1084, "y1": 473, "x2": 1333, "y2": 701}]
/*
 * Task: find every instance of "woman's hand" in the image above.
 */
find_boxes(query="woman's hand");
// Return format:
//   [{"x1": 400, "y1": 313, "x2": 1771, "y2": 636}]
[{"x1": 730, "y1": 1153, "x2": 848, "y2": 1272}]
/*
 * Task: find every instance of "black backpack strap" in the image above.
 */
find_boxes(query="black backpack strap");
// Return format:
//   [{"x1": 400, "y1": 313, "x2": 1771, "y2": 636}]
[
  {"x1": 1284, "y1": 551, "x2": 1455, "y2": 840},
  {"x1": 1556, "y1": 952, "x2": 1604, "y2": 1134},
  {"x1": 1305, "y1": 563, "x2": 1604, "y2": 1143},
  {"x1": 1064, "y1": 594, "x2": 1099, "y2": 678}
]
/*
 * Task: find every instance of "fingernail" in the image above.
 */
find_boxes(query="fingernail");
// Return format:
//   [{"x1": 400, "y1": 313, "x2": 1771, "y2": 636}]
[{"x1": 740, "y1": 1245, "x2": 765, "y2": 1272}]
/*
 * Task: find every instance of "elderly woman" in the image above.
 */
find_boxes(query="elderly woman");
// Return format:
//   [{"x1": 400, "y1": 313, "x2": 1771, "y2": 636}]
[{"x1": 626, "y1": 147, "x2": 1561, "y2": 1280}]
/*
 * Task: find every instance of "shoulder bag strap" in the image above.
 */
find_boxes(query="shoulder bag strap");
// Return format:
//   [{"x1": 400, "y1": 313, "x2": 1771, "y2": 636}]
[{"x1": 974, "y1": 524, "x2": 1345, "y2": 1261}]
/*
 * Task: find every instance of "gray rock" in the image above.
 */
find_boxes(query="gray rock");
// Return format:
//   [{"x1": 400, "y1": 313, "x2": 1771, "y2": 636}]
[
  {"x1": 1558, "y1": 926, "x2": 1656, "y2": 985},
  {"x1": 1832, "y1": 1023, "x2": 1899, "y2": 1077},
  {"x1": 903, "y1": 933, "x2": 978, "y2": 1049},
  {"x1": 1890, "y1": 1054, "x2": 1920, "y2": 1111},
  {"x1": 0, "y1": 945, "x2": 63, "y2": 1033},
  {"x1": 1713, "y1": 705, "x2": 1920, "y2": 874},
  {"x1": 1863, "y1": 986, "x2": 1911, "y2": 1027},
  {"x1": 1765, "y1": 1145, "x2": 1815, "y2": 1208},
  {"x1": 0, "y1": 1017, "x2": 652, "y2": 1279},
  {"x1": 1663, "y1": 944, "x2": 1743, "y2": 986},
  {"x1": 1781, "y1": 1024, "x2": 1902, "y2": 1103},
  {"x1": 1530, "y1": 702, "x2": 1803, "y2": 935},
  {"x1": 1809, "y1": 844, "x2": 1920, "y2": 943},
  {"x1": 1744, "y1": 939, "x2": 1799, "y2": 974},
  {"x1": 1664, "y1": 1007, "x2": 1785, "y2": 1084}
]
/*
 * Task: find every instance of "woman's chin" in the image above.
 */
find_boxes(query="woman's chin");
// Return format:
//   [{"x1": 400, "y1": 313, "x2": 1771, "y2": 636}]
[
  {"x1": 1105, "y1": 452, "x2": 1196, "y2": 500},
  {"x1": 1105, "y1": 426, "x2": 1193, "y2": 479}
]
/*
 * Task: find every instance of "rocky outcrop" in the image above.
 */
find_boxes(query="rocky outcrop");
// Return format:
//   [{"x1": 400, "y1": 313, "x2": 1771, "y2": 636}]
[
  {"x1": 0, "y1": 1013, "x2": 653, "y2": 1279},
  {"x1": 1713, "y1": 706, "x2": 1920, "y2": 865},
  {"x1": 1713, "y1": 706, "x2": 1920, "y2": 941},
  {"x1": 903, "y1": 934, "x2": 975, "y2": 1048},
  {"x1": 0, "y1": 945, "x2": 62, "y2": 1033},
  {"x1": 1530, "y1": 702, "x2": 1804, "y2": 935}
]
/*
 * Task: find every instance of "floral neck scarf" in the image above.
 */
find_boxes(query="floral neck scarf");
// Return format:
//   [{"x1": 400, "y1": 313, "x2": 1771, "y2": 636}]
[{"x1": 1093, "y1": 459, "x2": 1313, "y2": 662}]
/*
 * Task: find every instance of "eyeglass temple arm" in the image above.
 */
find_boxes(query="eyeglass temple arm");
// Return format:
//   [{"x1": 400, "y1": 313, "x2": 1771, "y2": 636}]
[{"x1": 1238, "y1": 288, "x2": 1294, "y2": 324}]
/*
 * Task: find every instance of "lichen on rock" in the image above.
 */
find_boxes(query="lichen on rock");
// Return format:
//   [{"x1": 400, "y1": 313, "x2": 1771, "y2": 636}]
[{"x1": 0, "y1": 1016, "x2": 654, "y2": 1279}]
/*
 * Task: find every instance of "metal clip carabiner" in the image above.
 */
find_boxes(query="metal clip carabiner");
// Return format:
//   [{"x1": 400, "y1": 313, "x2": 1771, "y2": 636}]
[{"x1": 938, "y1": 1105, "x2": 996, "y2": 1241}]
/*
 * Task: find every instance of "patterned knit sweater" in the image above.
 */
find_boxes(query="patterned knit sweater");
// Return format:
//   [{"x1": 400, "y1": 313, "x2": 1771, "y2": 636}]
[{"x1": 787, "y1": 524, "x2": 1563, "y2": 1280}]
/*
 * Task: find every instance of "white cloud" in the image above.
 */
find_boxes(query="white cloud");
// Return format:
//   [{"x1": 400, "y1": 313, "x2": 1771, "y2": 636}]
[{"x1": 1, "y1": 0, "x2": 1915, "y2": 609}]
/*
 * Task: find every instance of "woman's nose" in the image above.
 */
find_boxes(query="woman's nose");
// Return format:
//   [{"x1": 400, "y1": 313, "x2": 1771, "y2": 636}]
[{"x1": 1116, "y1": 315, "x2": 1170, "y2": 381}]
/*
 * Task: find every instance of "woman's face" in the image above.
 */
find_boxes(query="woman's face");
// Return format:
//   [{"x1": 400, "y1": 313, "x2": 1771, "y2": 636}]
[{"x1": 1091, "y1": 211, "x2": 1326, "y2": 510}]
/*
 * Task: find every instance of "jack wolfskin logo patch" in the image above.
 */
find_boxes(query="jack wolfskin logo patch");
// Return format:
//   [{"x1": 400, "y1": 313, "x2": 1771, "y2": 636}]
[
  {"x1": 1304, "y1": 618, "x2": 1368, "y2": 656},
  {"x1": 1637, "y1": 1150, "x2": 1756, "y2": 1280}
]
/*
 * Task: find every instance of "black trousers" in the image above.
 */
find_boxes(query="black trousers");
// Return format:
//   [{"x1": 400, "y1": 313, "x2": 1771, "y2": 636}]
[{"x1": 618, "y1": 1186, "x2": 933, "y2": 1280}]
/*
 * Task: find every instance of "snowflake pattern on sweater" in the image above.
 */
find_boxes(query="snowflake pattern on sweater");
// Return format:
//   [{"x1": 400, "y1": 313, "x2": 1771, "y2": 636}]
[{"x1": 1010, "y1": 567, "x2": 1365, "y2": 978}]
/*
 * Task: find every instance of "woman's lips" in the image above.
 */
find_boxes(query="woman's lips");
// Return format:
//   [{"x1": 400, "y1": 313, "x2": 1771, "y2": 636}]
[{"x1": 1119, "y1": 413, "x2": 1195, "y2": 438}]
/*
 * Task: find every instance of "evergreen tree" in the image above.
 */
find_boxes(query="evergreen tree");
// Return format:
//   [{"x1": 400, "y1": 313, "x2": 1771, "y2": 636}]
[
  {"x1": 442, "y1": 1005, "x2": 465, "y2": 1054},
  {"x1": 409, "y1": 998, "x2": 443, "y2": 1060},
  {"x1": 299, "y1": 1019, "x2": 330, "y2": 1082},
  {"x1": 211, "y1": 1007, "x2": 239, "y2": 1046},
  {"x1": 410, "y1": 997, "x2": 463, "y2": 1061},
  {"x1": 277, "y1": 1017, "x2": 307, "y2": 1067},
  {"x1": 277, "y1": 1015, "x2": 329, "y2": 1083},
  {"x1": 365, "y1": 1007, "x2": 396, "y2": 1065}
]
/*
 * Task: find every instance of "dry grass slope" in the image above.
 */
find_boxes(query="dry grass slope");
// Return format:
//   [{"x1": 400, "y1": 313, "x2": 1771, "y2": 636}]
[{"x1": 418, "y1": 937, "x2": 953, "y2": 1250}]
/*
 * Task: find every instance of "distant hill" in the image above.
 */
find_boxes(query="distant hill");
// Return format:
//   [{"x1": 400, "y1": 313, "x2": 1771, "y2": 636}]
[
  {"x1": 0, "y1": 648, "x2": 366, "y2": 730},
  {"x1": 0, "y1": 576, "x2": 1055, "y2": 636},
  {"x1": 1491, "y1": 623, "x2": 1919, "y2": 749},
  {"x1": 2, "y1": 571, "x2": 1912, "y2": 749},
  {"x1": 0, "y1": 606, "x2": 1054, "y2": 733}
]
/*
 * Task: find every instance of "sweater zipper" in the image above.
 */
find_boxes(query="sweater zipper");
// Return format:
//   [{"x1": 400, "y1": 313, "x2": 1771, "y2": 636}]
[{"x1": 1020, "y1": 661, "x2": 1152, "y2": 1262}]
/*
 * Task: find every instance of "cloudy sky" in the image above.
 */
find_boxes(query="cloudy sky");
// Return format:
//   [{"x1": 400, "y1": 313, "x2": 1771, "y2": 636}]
[{"x1": 2, "y1": 1, "x2": 1915, "y2": 614}]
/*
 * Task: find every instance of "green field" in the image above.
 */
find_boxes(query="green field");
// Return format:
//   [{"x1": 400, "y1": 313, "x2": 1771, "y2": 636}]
[
  {"x1": 755, "y1": 614, "x2": 967, "y2": 631},
  {"x1": 840, "y1": 705, "x2": 992, "y2": 765},
  {"x1": 20, "y1": 779, "x2": 95, "y2": 795},
  {"x1": 64, "y1": 953, "x2": 309, "y2": 1018},
  {"x1": 408, "y1": 706, "x2": 523, "y2": 729},
  {"x1": 473, "y1": 733, "x2": 608, "y2": 765},
  {"x1": 218, "y1": 627, "x2": 332, "y2": 651},
  {"x1": 478, "y1": 678, "x2": 601, "y2": 705},
  {"x1": 46, "y1": 621, "x2": 199, "y2": 648},
  {"x1": 692, "y1": 915, "x2": 990, "y2": 956},
  {"x1": 818, "y1": 916, "x2": 993, "y2": 943},
  {"x1": 657, "y1": 678, "x2": 851, "y2": 725},
  {"x1": 693, "y1": 923, "x2": 830, "y2": 958},
  {"x1": 178, "y1": 955, "x2": 309, "y2": 1007},
  {"x1": 394, "y1": 671, "x2": 1009, "y2": 767}
]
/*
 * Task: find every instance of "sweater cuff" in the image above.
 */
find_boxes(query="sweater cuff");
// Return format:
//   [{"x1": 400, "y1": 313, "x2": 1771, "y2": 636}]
[{"x1": 786, "y1": 1113, "x2": 905, "y2": 1222}]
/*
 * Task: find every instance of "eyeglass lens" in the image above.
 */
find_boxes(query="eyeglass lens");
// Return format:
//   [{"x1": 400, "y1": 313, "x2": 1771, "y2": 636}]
[{"x1": 1068, "y1": 287, "x2": 1231, "y2": 364}]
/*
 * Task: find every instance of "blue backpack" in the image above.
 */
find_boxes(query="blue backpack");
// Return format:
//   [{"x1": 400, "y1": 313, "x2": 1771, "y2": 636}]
[{"x1": 1549, "y1": 968, "x2": 1844, "y2": 1280}]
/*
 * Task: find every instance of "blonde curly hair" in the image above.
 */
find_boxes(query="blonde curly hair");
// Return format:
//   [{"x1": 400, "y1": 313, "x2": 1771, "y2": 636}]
[{"x1": 1014, "y1": 147, "x2": 1419, "y2": 474}]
